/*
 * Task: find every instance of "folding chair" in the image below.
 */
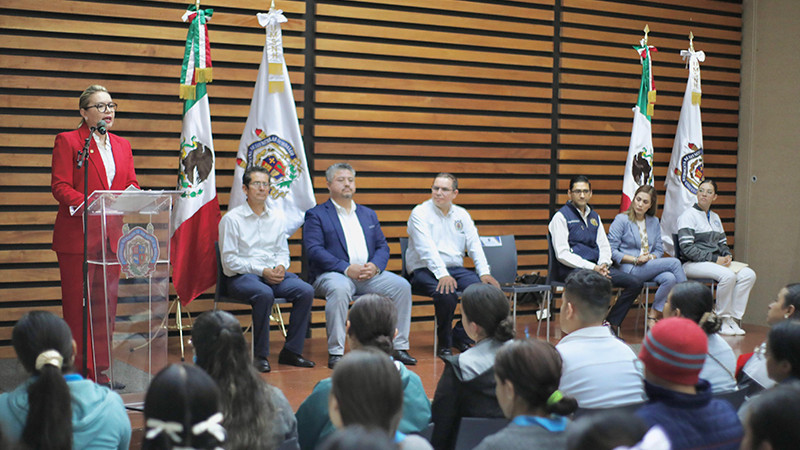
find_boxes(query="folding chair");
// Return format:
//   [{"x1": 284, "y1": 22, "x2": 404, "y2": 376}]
[{"x1": 481, "y1": 235, "x2": 552, "y2": 340}]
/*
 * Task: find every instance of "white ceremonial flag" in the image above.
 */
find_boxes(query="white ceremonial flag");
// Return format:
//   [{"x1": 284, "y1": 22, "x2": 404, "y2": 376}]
[
  {"x1": 229, "y1": 8, "x2": 315, "y2": 235},
  {"x1": 661, "y1": 48, "x2": 706, "y2": 254}
]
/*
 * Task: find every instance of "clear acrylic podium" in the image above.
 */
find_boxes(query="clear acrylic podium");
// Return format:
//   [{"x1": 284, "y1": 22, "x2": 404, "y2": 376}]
[{"x1": 71, "y1": 189, "x2": 180, "y2": 397}]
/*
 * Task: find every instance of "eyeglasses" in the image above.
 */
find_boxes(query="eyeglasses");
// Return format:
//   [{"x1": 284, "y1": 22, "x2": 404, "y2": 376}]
[
  {"x1": 84, "y1": 102, "x2": 118, "y2": 113},
  {"x1": 431, "y1": 186, "x2": 454, "y2": 193},
  {"x1": 571, "y1": 189, "x2": 591, "y2": 195},
  {"x1": 249, "y1": 181, "x2": 270, "y2": 188}
]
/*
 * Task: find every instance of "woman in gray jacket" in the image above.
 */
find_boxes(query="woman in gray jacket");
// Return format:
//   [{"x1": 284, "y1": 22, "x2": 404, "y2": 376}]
[{"x1": 608, "y1": 185, "x2": 686, "y2": 326}]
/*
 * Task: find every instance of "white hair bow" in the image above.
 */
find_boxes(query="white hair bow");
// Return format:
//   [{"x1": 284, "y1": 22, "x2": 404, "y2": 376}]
[
  {"x1": 145, "y1": 418, "x2": 183, "y2": 443},
  {"x1": 192, "y1": 412, "x2": 226, "y2": 443}
]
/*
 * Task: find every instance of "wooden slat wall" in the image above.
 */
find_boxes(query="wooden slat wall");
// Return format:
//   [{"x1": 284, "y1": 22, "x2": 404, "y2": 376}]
[{"x1": 0, "y1": 0, "x2": 741, "y2": 357}]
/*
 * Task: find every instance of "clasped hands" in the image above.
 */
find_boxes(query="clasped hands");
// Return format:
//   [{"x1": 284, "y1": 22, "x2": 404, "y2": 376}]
[
  {"x1": 262, "y1": 265, "x2": 286, "y2": 285},
  {"x1": 346, "y1": 262, "x2": 379, "y2": 281},
  {"x1": 435, "y1": 273, "x2": 500, "y2": 294}
]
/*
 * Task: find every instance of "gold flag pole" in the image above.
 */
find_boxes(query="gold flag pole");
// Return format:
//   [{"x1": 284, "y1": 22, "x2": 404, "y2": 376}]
[
  {"x1": 643, "y1": 24, "x2": 650, "y2": 45},
  {"x1": 689, "y1": 31, "x2": 695, "y2": 52},
  {"x1": 271, "y1": 0, "x2": 276, "y2": 9}
]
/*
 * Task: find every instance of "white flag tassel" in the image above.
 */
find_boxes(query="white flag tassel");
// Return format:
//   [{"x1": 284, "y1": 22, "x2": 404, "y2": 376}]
[
  {"x1": 661, "y1": 47, "x2": 706, "y2": 254},
  {"x1": 180, "y1": 6, "x2": 214, "y2": 100},
  {"x1": 619, "y1": 37, "x2": 658, "y2": 212},
  {"x1": 229, "y1": 8, "x2": 316, "y2": 235}
]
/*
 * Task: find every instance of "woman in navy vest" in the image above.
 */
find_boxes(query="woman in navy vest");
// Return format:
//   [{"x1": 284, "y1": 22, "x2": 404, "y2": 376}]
[{"x1": 608, "y1": 185, "x2": 686, "y2": 327}]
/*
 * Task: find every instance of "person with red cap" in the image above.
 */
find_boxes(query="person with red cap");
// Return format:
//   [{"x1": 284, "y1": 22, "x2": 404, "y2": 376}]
[{"x1": 636, "y1": 317, "x2": 743, "y2": 449}]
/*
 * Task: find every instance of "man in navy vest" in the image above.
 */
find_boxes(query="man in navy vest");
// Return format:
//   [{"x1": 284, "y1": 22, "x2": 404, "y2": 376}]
[{"x1": 548, "y1": 175, "x2": 643, "y2": 331}]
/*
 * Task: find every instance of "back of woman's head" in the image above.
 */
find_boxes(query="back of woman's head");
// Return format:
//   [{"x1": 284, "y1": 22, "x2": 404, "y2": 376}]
[
  {"x1": 12, "y1": 311, "x2": 75, "y2": 450},
  {"x1": 743, "y1": 384, "x2": 800, "y2": 450},
  {"x1": 330, "y1": 349, "x2": 403, "y2": 433},
  {"x1": 668, "y1": 281, "x2": 721, "y2": 334},
  {"x1": 461, "y1": 284, "x2": 515, "y2": 342},
  {"x1": 143, "y1": 364, "x2": 225, "y2": 450},
  {"x1": 494, "y1": 339, "x2": 577, "y2": 416},
  {"x1": 566, "y1": 411, "x2": 649, "y2": 450},
  {"x1": 783, "y1": 283, "x2": 800, "y2": 320},
  {"x1": 191, "y1": 311, "x2": 276, "y2": 448},
  {"x1": 347, "y1": 294, "x2": 397, "y2": 355},
  {"x1": 767, "y1": 320, "x2": 800, "y2": 379}
]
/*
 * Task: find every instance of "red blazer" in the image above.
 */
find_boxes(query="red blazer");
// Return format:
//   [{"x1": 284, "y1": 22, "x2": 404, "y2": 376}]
[{"x1": 51, "y1": 123, "x2": 139, "y2": 254}]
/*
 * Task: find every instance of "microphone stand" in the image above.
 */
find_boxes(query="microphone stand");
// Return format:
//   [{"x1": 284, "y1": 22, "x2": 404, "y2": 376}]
[{"x1": 76, "y1": 125, "x2": 97, "y2": 378}]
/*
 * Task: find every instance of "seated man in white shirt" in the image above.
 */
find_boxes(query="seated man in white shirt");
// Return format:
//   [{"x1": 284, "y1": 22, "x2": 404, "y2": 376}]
[
  {"x1": 219, "y1": 166, "x2": 315, "y2": 373},
  {"x1": 556, "y1": 269, "x2": 645, "y2": 409},
  {"x1": 406, "y1": 173, "x2": 500, "y2": 356}
]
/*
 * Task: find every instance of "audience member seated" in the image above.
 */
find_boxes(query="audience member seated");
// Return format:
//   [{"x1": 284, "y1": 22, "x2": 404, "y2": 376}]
[
  {"x1": 608, "y1": 185, "x2": 686, "y2": 325},
  {"x1": 0, "y1": 311, "x2": 131, "y2": 450},
  {"x1": 325, "y1": 349, "x2": 433, "y2": 450},
  {"x1": 740, "y1": 384, "x2": 800, "y2": 450},
  {"x1": 762, "y1": 319, "x2": 800, "y2": 386},
  {"x1": 548, "y1": 175, "x2": 643, "y2": 332},
  {"x1": 143, "y1": 364, "x2": 225, "y2": 450},
  {"x1": 565, "y1": 411, "x2": 654, "y2": 450},
  {"x1": 556, "y1": 270, "x2": 645, "y2": 408},
  {"x1": 318, "y1": 425, "x2": 397, "y2": 450},
  {"x1": 677, "y1": 178, "x2": 757, "y2": 336},
  {"x1": 663, "y1": 281, "x2": 737, "y2": 393},
  {"x1": 431, "y1": 284, "x2": 514, "y2": 450},
  {"x1": 296, "y1": 294, "x2": 430, "y2": 450},
  {"x1": 738, "y1": 283, "x2": 800, "y2": 394},
  {"x1": 474, "y1": 339, "x2": 578, "y2": 450},
  {"x1": 636, "y1": 317, "x2": 743, "y2": 449},
  {"x1": 193, "y1": 310, "x2": 297, "y2": 449}
]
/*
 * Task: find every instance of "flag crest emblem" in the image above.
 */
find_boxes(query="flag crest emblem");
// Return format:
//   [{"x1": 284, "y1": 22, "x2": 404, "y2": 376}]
[
  {"x1": 632, "y1": 148, "x2": 654, "y2": 186},
  {"x1": 118, "y1": 224, "x2": 159, "y2": 278},
  {"x1": 677, "y1": 143, "x2": 704, "y2": 194},
  {"x1": 237, "y1": 128, "x2": 304, "y2": 200},
  {"x1": 179, "y1": 135, "x2": 214, "y2": 198}
]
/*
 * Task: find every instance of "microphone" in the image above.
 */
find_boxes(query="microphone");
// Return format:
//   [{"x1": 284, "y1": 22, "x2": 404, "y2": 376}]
[{"x1": 96, "y1": 120, "x2": 107, "y2": 135}]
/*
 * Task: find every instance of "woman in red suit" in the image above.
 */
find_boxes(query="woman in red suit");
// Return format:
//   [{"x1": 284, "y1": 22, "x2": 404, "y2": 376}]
[{"x1": 51, "y1": 85, "x2": 138, "y2": 383}]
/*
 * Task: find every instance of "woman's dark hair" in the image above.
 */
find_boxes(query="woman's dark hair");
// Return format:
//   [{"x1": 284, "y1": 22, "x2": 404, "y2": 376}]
[
  {"x1": 192, "y1": 310, "x2": 277, "y2": 449},
  {"x1": 782, "y1": 283, "x2": 800, "y2": 319},
  {"x1": 744, "y1": 384, "x2": 800, "y2": 450},
  {"x1": 566, "y1": 411, "x2": 649, "y2": 450},
  {"x1": 767, "y1": 320, "x2": 800, "y2": 380},
  {"x1": 494, "y1": 339, "x2": 578, "y2": 416},
  {"x1": 12, "y1": 311, "x2": 75, "y2": 450},
  {"x1": 668, "y1": 281, "x2": 722, "y2": 334},
  {"x1": 143, "y1": 364, "x2": 224, "y2": 450},
  {"x1": 625, "y1": 184, "x2": 658, "y2": 220},
  {"x1": 698, "y1": 178, "x2": 718, "y2": 194},
  {"x1": 318, "y1": 425, "x2": 397, "y2": 450},
  {"x1": 461, "y1": 284, "x2": 515, "y2": 342},
  {"x1": 330, "y1": 349, "x2": 403, "y2": 433},
  {"x1": 347, "y1": 294, "x2": 397, "y2": 355}
]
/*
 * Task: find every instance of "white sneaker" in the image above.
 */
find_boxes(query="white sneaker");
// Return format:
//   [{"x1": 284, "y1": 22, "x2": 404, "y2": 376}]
[
  {"x1": 730, "y1": 318, "x2": 746, "y2": 336},
  {"x1": 719, "y1": 319, "x2": 737, "y2": 336}
]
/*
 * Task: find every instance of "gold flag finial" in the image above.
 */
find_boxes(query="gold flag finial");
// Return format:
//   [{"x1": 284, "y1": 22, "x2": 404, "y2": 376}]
[
  {"x1": 689, "y1": 31, "x2": 695, "y2": 51},
  {"x1": 643, "y1": 24, "x2": 650, "y2": 44},
  {"x1": 195, "y1": 0, "x2": 200, "y2": 9},
  {"x1": 271, "y1": 0, "x2": 276, "y2": 9}
]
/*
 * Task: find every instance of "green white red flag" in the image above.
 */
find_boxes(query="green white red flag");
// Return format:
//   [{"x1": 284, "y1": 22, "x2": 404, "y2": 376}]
[
  {"x1": 170, "y1": 6, "x2": 221, "y2": 305},
  {"x1": 228, "y1": 8, "x2": 315, "y2": 236},
  {"x1": 620, "y1": 39, "x2": 657, "y2": 212},
  {"x1": 661, "y1": 47, "x2": 706, "y2": 254}
]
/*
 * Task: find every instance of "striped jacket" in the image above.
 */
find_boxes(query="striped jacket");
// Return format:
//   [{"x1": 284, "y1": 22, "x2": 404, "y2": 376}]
[{"x1": 676, "y1": 204, "x2": 731, "y2": 262}]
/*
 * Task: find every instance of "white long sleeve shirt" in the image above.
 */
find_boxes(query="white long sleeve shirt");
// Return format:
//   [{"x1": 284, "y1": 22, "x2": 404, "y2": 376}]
[
  {"x1": 219, "y1": 202, "x2": 291, "y2": 278},
  {"x1": 406, "y1": 199, "x2": 490, "y2": 279},
  {"x1": 548, "y1": 206, "x2": 612, "y2": 269}
]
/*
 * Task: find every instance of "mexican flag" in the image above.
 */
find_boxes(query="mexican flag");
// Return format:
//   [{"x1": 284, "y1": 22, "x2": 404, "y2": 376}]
[
  {"x1": 620, "y1": 40, "x2": 657, "y2": 212},
  {"x1": 228, "y1": 8, "x2": 315, "y2": 236},
  {"x1": 170, "y1": 6, "x2": 221, "y2": 305},
  {"x1": 661, "y1": 48, "x2": 706, "y2": 254}
]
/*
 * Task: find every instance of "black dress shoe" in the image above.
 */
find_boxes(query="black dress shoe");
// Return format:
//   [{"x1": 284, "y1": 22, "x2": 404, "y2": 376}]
[
  {"x1": 328, "y1": 354, "x2": 343, "y2": 369},
  {"x1": 278, "y1": 348, "x2": 315, "y2": 368},
  {"x1": 392, "y1": 350, "x2": 418, "y2": 366},
  {"x1": 254, "y1": 357, "x2": 271, "y2": 373},
  {"x1": 437, "y1": 347, "x2": 453, "y2": 357}
]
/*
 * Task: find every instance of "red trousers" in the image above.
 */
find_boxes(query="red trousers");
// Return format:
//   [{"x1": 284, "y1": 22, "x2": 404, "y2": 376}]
[{"x1": 57, "y1": 252, "x2": 119, "y2": 381}]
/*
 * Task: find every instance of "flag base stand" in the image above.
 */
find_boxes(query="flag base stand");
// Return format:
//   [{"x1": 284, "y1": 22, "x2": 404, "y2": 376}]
[{"x1": 129, "y1": 298, "x2": 192, "y2": 361}]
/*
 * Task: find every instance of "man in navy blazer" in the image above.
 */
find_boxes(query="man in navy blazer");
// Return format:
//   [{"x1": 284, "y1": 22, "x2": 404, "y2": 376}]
[{"x1": 304, "y1": 163, "x2": 416, "y2": 369}]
